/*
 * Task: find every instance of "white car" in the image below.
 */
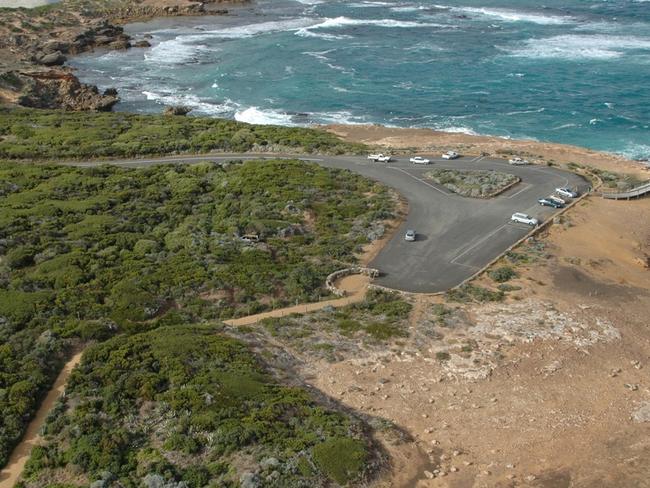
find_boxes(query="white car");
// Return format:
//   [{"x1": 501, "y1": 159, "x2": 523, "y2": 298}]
[
  {"x1": 442, "y1": 151, "x2": 459, "y2": 160},
  {"x1": 409, "y1": 156, "x2": 431, "y2": 165},
  {"x1": 548, "y1": 195, "x2": 566, "y2": 205},
  {"x1": 368, "y1": 153, "x2": 391, "y2": 163},
  {"x1": 404, "y1": 229, "x2": 416, "y2": 241},
  {"x1": 555, "y1": 187, "x2": 578, "y2": 198},
  {"x1": 511, "y1": 213, "x2": 539, "y2": 226},
  {"x1": 509, "y1": 157, "x2": 530, "y2": 165}
]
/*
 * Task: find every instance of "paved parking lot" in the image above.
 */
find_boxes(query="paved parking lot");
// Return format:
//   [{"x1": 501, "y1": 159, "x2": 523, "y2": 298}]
[
  {"x1": 77, "y1": 153, "x2": 588, "y2": 293},
  {"x1": 313, "y1": 155, "x2": 588, "y2": 293}
]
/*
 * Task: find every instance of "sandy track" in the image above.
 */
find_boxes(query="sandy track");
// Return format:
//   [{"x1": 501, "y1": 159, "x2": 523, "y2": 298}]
[
  {"x1": 224, "y1": 274, "x2": 370, "y2": 326},
  {"x1": 0, "y1": 351, "x2": 83, "y2": 488}
]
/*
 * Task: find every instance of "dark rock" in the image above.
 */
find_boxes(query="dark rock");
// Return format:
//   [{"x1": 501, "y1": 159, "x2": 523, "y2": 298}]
[
  {"x1": 143, "y1": 34, "x2": 153, "y2": 39},
  {"x1": 103, "y1": 87, "x2": 118, "y2": 97},
  {"x1": 93, "y1": 35, "x2": 115, "y2": 45},
  {"x1": 16, "y1": 71, "x2": 119, "y2": 112},
  {"x1": 133, "y1": 40, "x2": 151, "y2": 48},
  {"x1": 38, "y1": 52, "x2": 67, "y2": 66},
  {"x1": 42, "y1": 41, "x2": 70, "y2": 54},
  {"x1": 164, "y1": 105, "x2": 192, "y2": 116},
  {"x1": 109, "y1": 39, "x2": 131, "y2": 50}
]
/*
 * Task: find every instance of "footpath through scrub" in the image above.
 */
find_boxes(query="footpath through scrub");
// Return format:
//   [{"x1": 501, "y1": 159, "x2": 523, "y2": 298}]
[
  {"x1": 0, "y1": 351, "x2": 83, "y2": 488},
  {"x1": 224, "y1": 274, "x2": 371, "y2": 326},
  {"x1": 0, "y1": 275, "x2": 372, "y2": 486}
]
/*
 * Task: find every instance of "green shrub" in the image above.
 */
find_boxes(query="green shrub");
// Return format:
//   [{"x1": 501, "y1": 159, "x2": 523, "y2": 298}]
[
  {"x1": 446, "y1": 284, "x2": 504, "y2": 303},
  {"x1": 312, "y1": 437, "x2": 368, "y2": 485},
  {"x1": 0, "y1": 107, "x2": 367, "y2": 160},
  {"x1": 25, "y1": 326, "x2": 373, "y2": 486},
  {"x1": 488, "y1": 266, "x2": 517, "y2": 283},
  {"x1": 435, "y1": 351, "x2": 451, "y2": 361}
]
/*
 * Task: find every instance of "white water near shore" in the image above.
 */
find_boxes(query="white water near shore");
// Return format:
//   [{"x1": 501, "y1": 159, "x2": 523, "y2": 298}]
[{"x1": 68, "y1": 0, "x2": 650, "y2": 160}]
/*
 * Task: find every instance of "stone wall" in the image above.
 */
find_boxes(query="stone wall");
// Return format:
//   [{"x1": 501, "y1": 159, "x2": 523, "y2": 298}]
[{"x1": 325, "y1": 267, "x2": 380, "y2": 297}]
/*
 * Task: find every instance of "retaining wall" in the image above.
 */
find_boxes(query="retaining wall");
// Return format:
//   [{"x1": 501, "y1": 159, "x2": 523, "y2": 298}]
[{"x1": 326, "y1": 267, "x2": 380, "y2": 297}]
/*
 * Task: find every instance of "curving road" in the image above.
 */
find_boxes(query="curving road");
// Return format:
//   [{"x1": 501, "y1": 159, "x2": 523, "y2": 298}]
[{"x1": 72, "y1": 153, "x2": 588, "y2": 293}]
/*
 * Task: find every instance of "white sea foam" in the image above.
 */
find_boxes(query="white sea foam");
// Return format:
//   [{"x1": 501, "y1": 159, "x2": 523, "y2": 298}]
[
  {"x1": 505, "y1": 107, "x2": 545, "y2": 116},
  {"x1": 235, "y1": 107, "x2": 296, "y2": 125},
  {"x1": 349, "y1": 1, "x2": 393, "y2": 7},
  {"x1": 145, "y1": 38, "x2": 211, "y2": 64},
  {"x1": 507, "y1": 34, "x2": 650, "y2": 60},
  {"x1": 234, "y1": 107, "x2": 368, "y2": 126},
  {"x1": 447, "y1": 6, "x2": 574, "y2": 25},
  {"x1": 193, "y1": 17, "x2": 317, "y2": 39},
  {"x1": 390, "y1": 5, "x2": 429, "y2": 12},
  {"x1": 620, "y1": 143, "x2": 650, "y2": 161},
  {"x1": 435, "y1": 125, "x2": 480, "y2": 136},
  {"x1": 296, "y1": 15, "x2": 449, "y2": 39},
  {"x1": 552, "y1": 123, "x2": 578, "y2": 130},
  {"x1": 142, "y1": 91, "x2": 240, "y2": 116}
]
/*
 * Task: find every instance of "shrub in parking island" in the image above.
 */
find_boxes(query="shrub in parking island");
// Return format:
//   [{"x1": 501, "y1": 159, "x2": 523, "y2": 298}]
[{"x1": 425, "y1": 168, "x2": 519, "y2": 198}]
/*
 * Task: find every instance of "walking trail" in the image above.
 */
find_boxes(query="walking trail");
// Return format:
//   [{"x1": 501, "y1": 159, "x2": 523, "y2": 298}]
[
  {"x1": 0, "y1": 275, "x2": 372, "y2": 487},
  {"x1": 224, "y1": 274, "x2": 370, "y2": 326},
  {"x1": 0, "y1": 351, "x2": 83, "y2": 488}
]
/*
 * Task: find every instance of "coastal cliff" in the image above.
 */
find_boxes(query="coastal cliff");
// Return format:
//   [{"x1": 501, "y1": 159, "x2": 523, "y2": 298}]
[{"x1": 0, "y1": 0, "x2": 247, "y2": 110}]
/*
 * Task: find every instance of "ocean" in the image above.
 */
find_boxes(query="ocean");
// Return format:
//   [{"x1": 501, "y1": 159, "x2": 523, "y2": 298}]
[{"x1": 69, "y1": 0, "x2": 650, "y2": 159}]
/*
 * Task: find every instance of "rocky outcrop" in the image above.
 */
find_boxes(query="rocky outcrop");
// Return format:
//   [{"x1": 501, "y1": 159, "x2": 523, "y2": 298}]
[
  {"x1": 37, "y1": 52, "x2": 67, "y2": 66},
  {"x1": 11, "y1": 71, "x2": 119, "y2": 111},
  {"x1": 164, "y1": 105, "x2": 192, "y2": 116},
  {"x1": 0, "y1": 1, "x2": 246, "y2": 111}
]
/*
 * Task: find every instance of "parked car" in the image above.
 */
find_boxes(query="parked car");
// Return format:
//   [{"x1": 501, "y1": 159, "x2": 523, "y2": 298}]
[
  {"x1": 538, "y1": 198, "x2": 564, "y2": 208},
  {"x1": 410, "y1": 156, "x2": 431, "y2": 165},
  {"x1": 511, "y1": 213, "x2": 539, "y2": 226},
  {"x1": 548, "y1": 195, "x2": 566, "y2": 205},
  {"x1": 509, "y1": 157, "x2": 530, "y2": 165},
  {"x1": 555, "y1": 187, "x2": 579, "y2": 198},
  {"x1": 404, "y1": 229, "x2": 416, "y2": 241},
  {"x1": 368, "y1": 153, "x2": 391, "y2": 162},
  {"x1": 442, "y1": 151, "x2": 459, "y2": 160},
  {"x1": 240, "y1": 234, "x2": 260, "y2": 243}
]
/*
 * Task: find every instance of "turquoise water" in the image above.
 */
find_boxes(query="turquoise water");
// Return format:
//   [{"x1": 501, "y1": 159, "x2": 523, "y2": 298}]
[{"x1": 69, "y1": 0, "x2": 650, "y2": 159}]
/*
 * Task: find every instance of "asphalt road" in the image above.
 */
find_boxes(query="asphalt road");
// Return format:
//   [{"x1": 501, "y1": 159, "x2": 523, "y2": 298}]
[{"x1": 73, "y1": 153, "x2": 588, "y2": 293}]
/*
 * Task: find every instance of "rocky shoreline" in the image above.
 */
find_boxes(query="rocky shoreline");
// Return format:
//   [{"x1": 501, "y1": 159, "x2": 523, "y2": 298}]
[{"x1": 0, "y1": 0, "x2": 247, "y2": 111}]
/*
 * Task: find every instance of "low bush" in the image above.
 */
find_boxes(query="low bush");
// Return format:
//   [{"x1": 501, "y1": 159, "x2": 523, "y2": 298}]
[
  {"x1": 24, "y1": 326, "x2": 373, "y2": 486},
  {"x1": 0, "y1": 107, "x2": 367, "y2": 160},
  {"x1": 426, "y1": 168, "x2": 519, "y2": 198},
  {"x1": 0, "y1": 159, "x2": 392, "y2": 471},
  {"x1": 446, "y1": 284, "x2": 504, "y2": 303},
  {"x1": 488, "y1": 266, "x2": 518, "y2": 283}
]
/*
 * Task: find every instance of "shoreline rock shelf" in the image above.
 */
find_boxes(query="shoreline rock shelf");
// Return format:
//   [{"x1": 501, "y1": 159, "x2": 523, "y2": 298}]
[{"x1": 0, "y1": 1, "x2": 245, "y2": 111}]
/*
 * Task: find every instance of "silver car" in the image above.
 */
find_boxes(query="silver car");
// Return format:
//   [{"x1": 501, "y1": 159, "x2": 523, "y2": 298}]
[
  {"x1": 404, "y1": 229, "x2": 416, "y2": 241},
  {"x1": 511, "y1": 213, "x2": 539, "y2": 226}
]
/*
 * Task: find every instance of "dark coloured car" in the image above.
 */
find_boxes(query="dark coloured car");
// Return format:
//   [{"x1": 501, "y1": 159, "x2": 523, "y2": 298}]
[{"x1": 538, "y1": 198, "x2": 564, "y2": 208}]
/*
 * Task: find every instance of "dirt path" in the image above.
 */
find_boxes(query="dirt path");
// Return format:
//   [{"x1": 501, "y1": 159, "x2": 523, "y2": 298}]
[
  {"x1": 225, "y1": 274, "x2": 370, "y2": 326},
  {"x1": 0, "y1": 351, "x2": 83, "y2": 488},
  {"x1": 0, "y1": 274, "x2": 371, "y2": 486}
]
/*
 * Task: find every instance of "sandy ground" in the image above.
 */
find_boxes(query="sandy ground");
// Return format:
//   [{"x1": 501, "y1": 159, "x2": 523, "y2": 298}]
[
  {"x1": 298, "y1": 199, "x2": 650, "y2": 487},
  {"x1": 292, "y1": 127, "x2": 650, "y2": 488},
  {"x1": 0, "y1": 351, "x2": 83, "y2": 488}
]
